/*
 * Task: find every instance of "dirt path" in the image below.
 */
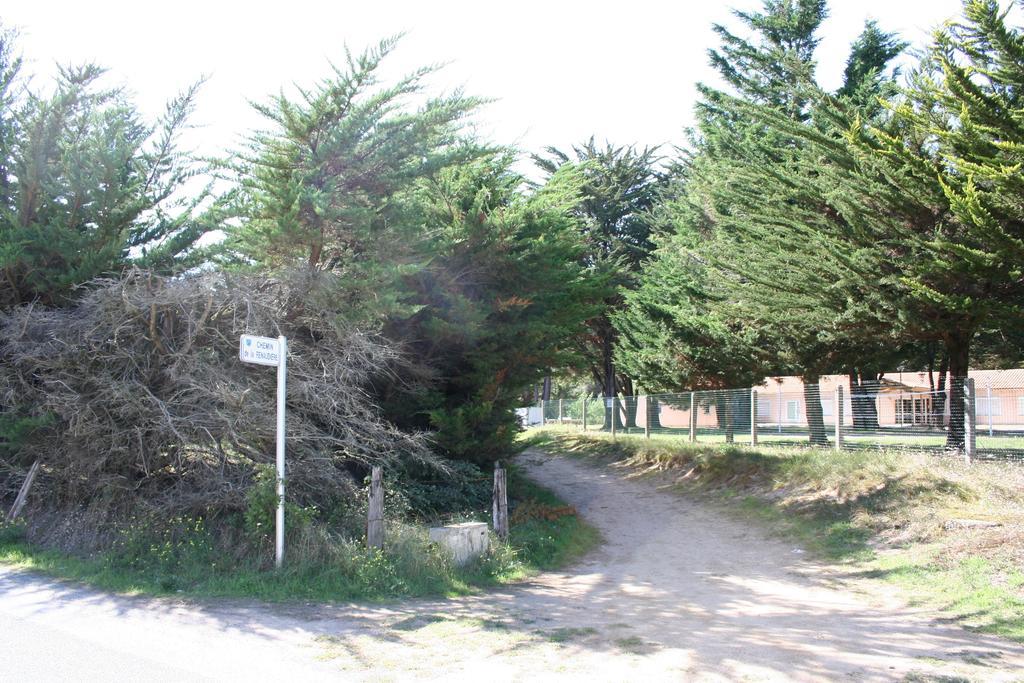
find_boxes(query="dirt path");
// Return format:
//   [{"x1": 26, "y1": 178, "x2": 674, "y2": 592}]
[{"x1": 3, "y1": 448, "x2": 1024, "y2": 681}]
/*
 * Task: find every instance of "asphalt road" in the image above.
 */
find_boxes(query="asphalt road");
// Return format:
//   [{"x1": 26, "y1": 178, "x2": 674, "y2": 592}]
[{"x1": 0, "y1": 567, "x2": 338, "y2": 682}]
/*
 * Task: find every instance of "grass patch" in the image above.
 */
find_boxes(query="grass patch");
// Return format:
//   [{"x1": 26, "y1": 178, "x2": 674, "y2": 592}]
[
  {"x1": 0, "y1": 525, "x2": 482, "y2": 601},
  {"x1": 543, "y1": 626, "x2": 598, "y2": 643},
  {"x1": 525, "y1": 430, "x2": 1024, "y2": 641},
  {"x1": 0, "y1": 465, "x2": 600, "y2": 603},
  {"x1": 614, "y1": 635, "x2": 650, "y2": 654},
  {"x1": 867, "y1": 551, "x2": 1024, "y2": 641}
]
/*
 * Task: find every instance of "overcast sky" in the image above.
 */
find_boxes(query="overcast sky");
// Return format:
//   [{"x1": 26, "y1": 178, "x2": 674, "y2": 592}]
[{"x1": 5, "y1": 0, "x2": 971, "y2": 162}]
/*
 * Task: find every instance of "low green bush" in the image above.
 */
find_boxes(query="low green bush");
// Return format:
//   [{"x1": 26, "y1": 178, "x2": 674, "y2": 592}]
[{"x1": 0, "y1": 520, "x2": 26, "y2": 545}]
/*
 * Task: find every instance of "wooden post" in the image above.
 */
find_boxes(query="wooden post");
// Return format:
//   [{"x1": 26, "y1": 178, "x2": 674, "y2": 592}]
[
  {"x1": 492, "y1": 463, "x2": 509, "y2": 539},
  {"x1": 611, "y1": 397, "x2": 617, "y2": 439},
  {"x1": 834, "y1": 386, "x2": 844, "y2": 451},
  {"x1": 750, "y1": 390, "x2": 758, "y2": 446},
  {"x1": 582, "y1": 396, "x2": 588, "y2": 432},
  {"x1": 965, "y1": 378, "x2": 977, "y2": 464},
  {"x1": 643, "y1": 395, "x2": 651, "y2": 439},
  {"x1": 6, "y1": 460, "x2": 40, "y2": 523},
  {"x1": 689, "y1": 392, "x2": 698, "y2": 442},
  {"x1": 367, "y1": 465, "x2": 384, "y2": 550},
  {"x1": 558, "y1": 399, "x2": 564, "y2": 423}
]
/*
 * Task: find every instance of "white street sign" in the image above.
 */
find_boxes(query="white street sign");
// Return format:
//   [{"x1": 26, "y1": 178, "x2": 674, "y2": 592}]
[
  {"x1": 239, "y1": 334, "x2": 282, "y2": 367},
  {"x1": 239, "y1": 334, "x2": 289, "y2": 569}
]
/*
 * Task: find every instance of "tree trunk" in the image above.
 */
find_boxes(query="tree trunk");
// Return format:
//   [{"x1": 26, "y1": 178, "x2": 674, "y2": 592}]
[
  {"x1": 932, "y1": 353, "x2": 949, "y2": 428},
  {"x1": 648, "y1": 396, "x2": 663, "y2": 429},
  {"x1": 848, "y1": 369, "x2": 880, "y2": 430},
  {"x1": 803, "y1": 375, "x2": 828, "y2": 446},
  {"x1": 945, "y1": 334, "x2": 971, "y2": 452},
  {"x1": 600, "y1": 336, "x2": 616, "y2": 430},
  {"x1": 715, "y1": 394, "x2": 735, "y2": 443},
  {"x1": 541, "y1": 375, "x2": 552, "y2": 402},
  {"x1": 733, "y1": 391, "x2": 751, "y2": 433},
  {"x1": 621, "y1": 377, "x2": 638, "y2": 429}
]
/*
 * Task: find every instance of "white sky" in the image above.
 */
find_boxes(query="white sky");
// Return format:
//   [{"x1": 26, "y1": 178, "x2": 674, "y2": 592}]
[{"x1": 5, "y1": 0, "x2": 969, "y2": 163}]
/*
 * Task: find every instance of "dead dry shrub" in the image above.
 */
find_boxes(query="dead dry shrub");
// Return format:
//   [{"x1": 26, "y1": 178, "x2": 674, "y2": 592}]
[{"x1": 0, "y1": 268, "x2": 434, "y2": 544}]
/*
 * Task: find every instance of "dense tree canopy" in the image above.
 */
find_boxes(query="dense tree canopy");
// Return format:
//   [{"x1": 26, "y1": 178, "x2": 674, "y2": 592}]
[
  {"x1": 617, "y1": 0, "x2": 1023, "y2": 451},
  {"x1": 534, "y1": 140, "x2": 663, "y2": 429},
  {"x1": 4, "y1": 0, "x2": 1024, "y2": 531},
  {"x1": 227, "y1": 43, "x2": 604, "y2": 464},
  {"x1": 0, "y1": 28, "x2": 214, "y2": 309}
]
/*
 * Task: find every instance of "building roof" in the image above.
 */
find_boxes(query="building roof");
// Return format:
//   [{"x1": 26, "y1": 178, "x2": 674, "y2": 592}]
[{"x1": 758, "y1": 368, "x2": 1024, "y2": 395}]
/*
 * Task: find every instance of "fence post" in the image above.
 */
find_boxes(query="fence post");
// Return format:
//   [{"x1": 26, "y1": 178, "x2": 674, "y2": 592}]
[
  {"x1": 367, "y1": 466, "x2": 384, "y2": 550},
  {"x1": 558, "y1": 398, "x2": 564, "y2": 423},
  {"x1": 582, "y1": 396, "x2": 588, "y2": 432},
  {"x1": 750, "y1": 389, "x2": 758, "y2": 446},
  {"x1": 644, "y1": 395, "x2": 651, "y2": 439},
  {"x1": 777, "y1": 386, "x2": 782, "y2": 434},
  {"x1": 611, "y1": 397, "x2": 617, "y2": 440},
  {"x1": 493, "y1": 462, "x2": 509, "y2": 539},
  {"x1": 834, "y1": 386, "x2": 844, "y2": 452},
  {"x1": 965, "y1": 378, "x2": 977, "y2": 464},
  {"x1": 987, "y1": 381, "x2": 993, "y2": 437},
  {"x1": 689, "y1": 391, "x2": 698, "y2": 443}
]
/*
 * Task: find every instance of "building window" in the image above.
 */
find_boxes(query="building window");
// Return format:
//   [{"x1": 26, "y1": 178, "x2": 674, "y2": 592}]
[
  {"x1": 821, "y1": 398, "x2": 833, "y2": 417},
  {"x1": 978, "y1": 397, "x2": 1002, "y2": 417},
  {"x1": 757, "y1": 399, "x2": 772, "y2": 418},
  {"x1": 786, "y1": 400, "x2": 800, "y2": 422},
  {"x1": 1019, "y1": 396, "x2": 1024, "y2": 416},
  {"x1": 896, "y1": 397, "x2": 932, "y2": 425}
]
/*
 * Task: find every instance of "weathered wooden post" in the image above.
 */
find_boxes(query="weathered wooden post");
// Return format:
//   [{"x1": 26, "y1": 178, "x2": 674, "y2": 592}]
[
  {"x1": 6, "y1": 460, "x2": 40, "y2": 523},
  {"x1": 367, "y1": 466, "x2": 384, "y2": 550},
  {"x1": 750, "y1": 389, "x2": 758, "y2": 447},
  {"x1": 492, "y1": 462, "x2": 509, "y2": 539},
  {"x1": 834, "y1": 385, "x2": 844, "y2": 452},
  {"x1": 689, "y1": 391, "x2": 698, "y2": 443},
  {"x1": 965, "y1": 378, "x2": 977, "y2": 464},
  {"x1": 582, "y1": 396, "x2": 588, "y2": 432}
]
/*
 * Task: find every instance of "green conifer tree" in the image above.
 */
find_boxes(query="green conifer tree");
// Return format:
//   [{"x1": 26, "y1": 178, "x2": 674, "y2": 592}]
[
  {"x1": 533, "y1": 139, "x2": 664, "y2": 429},
  {"x1": 0, "y1": 28, "x2": 212, "y2": 308},
  {"x1": 228, "y1": 39, "x2": 605, "y2": 463},
  {"x1": 226, "y1": 36, "x2": 486, "y2": 322}
]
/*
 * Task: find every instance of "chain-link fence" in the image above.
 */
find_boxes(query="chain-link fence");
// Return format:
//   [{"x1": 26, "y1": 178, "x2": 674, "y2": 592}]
[{"x1": 519, "y1": 369, "x2": 1024, "y2": 461}]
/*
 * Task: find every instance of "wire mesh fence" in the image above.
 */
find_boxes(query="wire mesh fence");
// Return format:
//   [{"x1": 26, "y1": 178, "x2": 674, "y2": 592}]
[{"x1": 519, "y1": 369, "x2": 1024, "y2": 462}]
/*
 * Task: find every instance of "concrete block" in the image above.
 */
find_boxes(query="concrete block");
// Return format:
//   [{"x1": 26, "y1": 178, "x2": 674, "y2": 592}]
[{"x1": 428, "y1": 522, "x2": 489, "y2": 566}]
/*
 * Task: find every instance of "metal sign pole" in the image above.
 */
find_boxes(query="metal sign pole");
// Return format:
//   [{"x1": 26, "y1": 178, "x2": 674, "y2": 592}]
[
  {"x1": 239, "y1": 333, "x2": 288, "y2": 569},
  {"x1": 275, "y1": 336, "x2": 287, "y2": 569}
]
